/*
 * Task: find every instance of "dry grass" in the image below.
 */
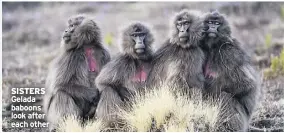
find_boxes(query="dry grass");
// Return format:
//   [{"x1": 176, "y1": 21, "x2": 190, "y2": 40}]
[
  {"x1": 56, "y1": 115, "x2": 105, "y2": 132},
  {"x1": 57, "y1": 85, "x2": 228, "y2": 132},
  {"x1": 57, "y1": 116, "x2": 84, "y2": 132},
  {"x1": 264, "y1": 48, "x2": 284, "y2": 79},
  {"x1": 121, "y1": 86, "x2": 178, "y2": 132},
  {"x1": 83, "y1": 119, "x2": 105, "y2": 132},
  {"x1": 119, "y1": 86, "x2": 222, "y2": 132}
]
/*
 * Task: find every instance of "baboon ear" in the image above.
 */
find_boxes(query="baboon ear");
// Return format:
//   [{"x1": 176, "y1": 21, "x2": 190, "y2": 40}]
[
  {"x1": 76, "y1": 16, "x2": 85, "y2": 21},
  {"x1": 68, "y1": 19, "x2": 72, "y2": 25},
  {"x1": 210, "y1": 9, "x2": 218, "y2": 13},
  {"x1": 210, "y1": 9, "x2": 221, "y2": 16}
]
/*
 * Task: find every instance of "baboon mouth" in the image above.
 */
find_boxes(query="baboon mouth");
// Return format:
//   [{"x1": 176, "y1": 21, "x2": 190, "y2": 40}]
[
  {"x1": 63, "y1": 35, "x2": 70, "y2": 39},
  {"x1": 208, "y1": 33, "x2": 217, "y2": 38},
  {"x1": 135, "y1": 48, "x2": 145, "y2": 54},
  {"x1": 179, "y1": 37, "x2": 188, "y2": 42},
  {"x1": 63, "y1": 36, "x2": 70, "y2": 41}
]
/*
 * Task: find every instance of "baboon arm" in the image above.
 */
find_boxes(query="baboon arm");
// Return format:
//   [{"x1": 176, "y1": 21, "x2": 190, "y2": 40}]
[
  {"x1": 148, "y1": 43, "x2": 184, "y2": 85},
  {"x1": 236, "y1": 89, "x2": 257, "y2": 118},
  {"x1": 219, "y1": 44, "x2": 245, "y2": 68},
  {"x1": 96, "y1": 75, "x2": 123, "y2": 92},
  {"x1": 235, "y1": 69, "x2": 259, "y2": 117},
  {"x1": 96, "y1": 58, "x2": 128, "y2": 92},
  {"x1": 101, "y1": 49, "x2": 111, "y2": 66},
  {"x1": 146, "y1": 53, "x2": 168, "y2": 87},
  {"x1": 57, "y1": 84, "x2": 99, "y2": 103},
  {"x1": 218, "y1": 92, "x2": 249, "y2": 131},
  {"x1": 223, "y1": 83, "x2": 257, "y2": 120},
  {"x1": 96, "y1": 87, "x2": 123, "y2": 121},
  {"x1": 95, "y1": 57, "x2": 132, "y2": 121},
  {"x1": 223, "y1": 65, "x2": 259, "y2": 118}
]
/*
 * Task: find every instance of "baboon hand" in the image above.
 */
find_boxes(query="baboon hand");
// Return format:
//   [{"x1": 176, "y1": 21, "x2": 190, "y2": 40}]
[{"x1": 85, "y1": 89, "x2": 100, "y2": 103}]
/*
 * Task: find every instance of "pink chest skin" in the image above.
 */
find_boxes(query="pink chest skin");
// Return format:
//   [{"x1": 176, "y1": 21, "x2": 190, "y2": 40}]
[
  {"x1": 204, "y1": 62, "x2": 218, "y2": 78},
  {"x1": 132, "y1": 66, "x2": 147, "y2": 82},
  {"x1": 85, "y1": 48, "x2": 98, "y2": 72}
]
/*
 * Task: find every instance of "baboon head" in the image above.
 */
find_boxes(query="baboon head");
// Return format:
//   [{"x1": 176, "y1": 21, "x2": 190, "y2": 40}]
[
  {"x1": 65, "y1": 15, "x2": 101, "y2": 49},
  {"x1": 170, "y1": 9, "x2": 203, "y2": 48},
  {"x1": 121, "y1": 22, "x2": 154, "y2": 60},
  {"x1": 66, "y1": 16, "x2": 85, "y2": 34},
  {"x1": 203, "y1": 10, "x2": 231, "y2": 39}
]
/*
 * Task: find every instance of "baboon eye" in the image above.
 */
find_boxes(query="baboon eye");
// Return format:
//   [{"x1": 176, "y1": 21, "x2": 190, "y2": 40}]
[
  {"x1": 208, "y1": 21, "x2": 213, "y2": 24},
  {"x1": 133, "y1": 34, "x2": 137, "y2": 37},
  {"x1": 70, "y1": 24, "x2": 75, "y2": 27},
  {"x1": 140, "y1": 33, "x2": 146, "y2": 36},
  {"x1": 184, "y1": 22, "x2": 190, "y2": 25},
  {"x1": 177, "y1": 23, "x2": 182, "y2": 26},
  {"x1": 215, "y1": 22, "x2": 220, "y2": 25}
]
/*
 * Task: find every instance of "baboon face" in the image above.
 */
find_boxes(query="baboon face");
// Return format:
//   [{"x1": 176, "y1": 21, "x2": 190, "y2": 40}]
[
  {"x1": 176, "y1": 15, "x2": 191, "y2": 43},
  {"x1": 130, "y1": 29, "x2": 147, "y2": 54},
  {"x1": 122, "y1": 23, "x2": 154, "y2": 60},
  {"x1": 203, "y1": 11, "x2": 231, "y2": 39},
  {"x1": 63, "y1": 16, "x2": 85, "y2": 39},
  {"x1": 171, "y1": 10, "x2": 203, "y2": 48},
  {"x1": 63, "y1": 15, "x2": 101, "y2": 49}
]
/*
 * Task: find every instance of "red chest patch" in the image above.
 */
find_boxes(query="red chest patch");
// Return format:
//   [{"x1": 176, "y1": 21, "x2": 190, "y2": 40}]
[
  {"x1": 132, "y1": 66, "x2": 147, "y2": 82},
  {"x1": 85, "y1": 48, "x2": 98, "y2": 72},
  {"x1": 204, "y1": 62, "x2": 218, "y2": 78}
]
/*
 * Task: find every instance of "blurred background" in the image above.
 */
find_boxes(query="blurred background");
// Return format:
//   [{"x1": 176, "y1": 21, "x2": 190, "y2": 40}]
[{"x1": 2, "y1": 2, "x2": 284, "y2": 132}]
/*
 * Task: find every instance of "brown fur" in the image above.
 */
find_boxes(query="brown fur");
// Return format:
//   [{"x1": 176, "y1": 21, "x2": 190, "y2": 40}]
[
  {"x1": 95, "y1": 22, "x2": 154, "y2": 126},
  {"x1": 200, "y1": 11, "x2": 261, "y2": 131},
  {"x1": 147, "y1": 10, "x2": 205, "y2": 94},
  {"x1": 43, "y1": 15, "x2": 110, "y2": 131}
]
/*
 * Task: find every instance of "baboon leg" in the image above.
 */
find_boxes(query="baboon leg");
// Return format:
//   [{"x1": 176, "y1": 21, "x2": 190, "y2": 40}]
[
  {"x1": 217, "y1": 92, "x2": 248, "y2": 131},
  {"x1": 96, "y1": 88, "x2": 123, "y2": 122},
  {"x1": 47, "y1": 91, "x2": 82, "y2": 131}
]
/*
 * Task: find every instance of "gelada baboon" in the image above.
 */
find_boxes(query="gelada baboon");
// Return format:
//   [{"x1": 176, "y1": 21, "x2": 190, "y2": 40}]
[
  {"x1": 201, "y1": 11, "x2": 260, "y2": 131},
  {"x1": 147, "y1": 9, "x2": 205, "y2": 93},
  {"x1": 95, "y1": 22, "x2": 154, "y2": 123},
  {"x1": 43, "y1": 15, "x2": 110, "y2": 131}
]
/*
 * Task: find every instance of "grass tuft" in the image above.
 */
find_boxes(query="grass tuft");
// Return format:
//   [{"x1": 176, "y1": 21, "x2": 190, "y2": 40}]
[
  {"x1": 104, "y1": 32, "x2": 114, "y2": 46},
  {"x1": 265, "y1": 33, "x2": 272, "y2": 48},
  {"x1": 84, "y1": 119, "x2": 105, "y2": 132},
  {"x1": 57, "y1": 115, "x2": 104, "y2": 132},
  {"x1": 57, "y1": 85, "x2": 231, "y2": 132},
  {"x1": 119, "y1": 85, "x2": 223, "y2": 132},
  {"x1": 57, "y1": 115, "x2": 84, "y2": 132},
  {"x1": 264, "y1": 48, "x2": 284, "y2": 78}
]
